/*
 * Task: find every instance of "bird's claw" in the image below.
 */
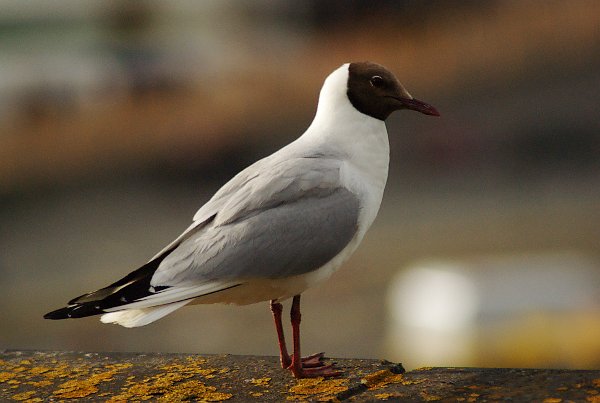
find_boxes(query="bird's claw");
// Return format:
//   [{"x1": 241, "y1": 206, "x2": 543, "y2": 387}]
[
  {"x1": 290, "y1": 362, "x2": 341, "y2": 378},
  {"x1": 289, "y1": 352, "x2": 326, "y2": 368},
  {"x1": 286, "y1": 352, "x2": 341, "y2": 378}
]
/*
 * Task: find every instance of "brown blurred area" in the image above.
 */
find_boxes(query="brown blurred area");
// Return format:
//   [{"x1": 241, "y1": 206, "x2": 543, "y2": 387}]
[{"x1": 1, "y1": 1, "x2": 599, "y2": 370}]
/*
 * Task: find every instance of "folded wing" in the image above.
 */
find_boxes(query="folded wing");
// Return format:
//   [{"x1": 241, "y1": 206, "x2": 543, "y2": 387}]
[{"x1": 44, "y1": 155, "x2": 359, "y2": 326}]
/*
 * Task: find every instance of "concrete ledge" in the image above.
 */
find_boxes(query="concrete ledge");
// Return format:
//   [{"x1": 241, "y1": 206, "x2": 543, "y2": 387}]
[{"x1": 1, "y1": 350, "x2": 599, "y2": 401}]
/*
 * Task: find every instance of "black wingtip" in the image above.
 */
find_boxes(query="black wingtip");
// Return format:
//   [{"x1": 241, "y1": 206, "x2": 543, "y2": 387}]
[
  {"x1": 44, "y1": 303, "x2": 105, "y2": 320},
  {"x1": 44, "y1": 306, "x2": 73, "y2": 320},
  {"x1": 44, "y1": 250, "x2": 170, "y2": 321},
  {"x1": 68, "y1": 293, "x2": 90, "y2": 305}
]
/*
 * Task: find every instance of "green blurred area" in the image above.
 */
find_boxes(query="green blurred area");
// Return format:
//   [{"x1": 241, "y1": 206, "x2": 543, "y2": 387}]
[{"x1": 1, "y1": 1, "x2": 599, "y2": 370}]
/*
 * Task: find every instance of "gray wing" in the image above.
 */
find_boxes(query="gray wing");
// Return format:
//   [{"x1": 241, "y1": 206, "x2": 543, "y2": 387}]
[
  {"x1": 149, "y1": 152, "x2": 338, "y2": 260},
  {"x1": 194, "y1": 152, "x2": 344, "y2": 226},
  {"x1": 151, "y1": 156, "x2": 360, "y2": 286}
]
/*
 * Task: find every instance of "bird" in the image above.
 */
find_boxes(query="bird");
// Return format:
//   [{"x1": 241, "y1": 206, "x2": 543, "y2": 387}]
[{"x1": 44, "y1": 61, "x2": 439, "y2": 378}]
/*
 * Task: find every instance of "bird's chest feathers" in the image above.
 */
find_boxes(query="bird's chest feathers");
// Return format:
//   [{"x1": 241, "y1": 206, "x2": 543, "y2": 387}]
[{"x1": 338, "y1": 129, "x2": 390, "y2": 235}]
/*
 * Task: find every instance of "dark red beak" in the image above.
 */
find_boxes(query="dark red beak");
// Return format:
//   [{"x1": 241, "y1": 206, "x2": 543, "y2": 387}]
[{"x1": 398, "y1": 97, "x2": 440, "y2": 117}]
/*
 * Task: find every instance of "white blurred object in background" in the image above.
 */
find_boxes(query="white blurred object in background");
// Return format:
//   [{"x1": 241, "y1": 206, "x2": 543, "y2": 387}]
[
  {"x1": 386, "y1": 252, "x2": 600, "y2": 369},
  {"x1": 386, "y1": 261, "x2": 479, "y2": 367}
]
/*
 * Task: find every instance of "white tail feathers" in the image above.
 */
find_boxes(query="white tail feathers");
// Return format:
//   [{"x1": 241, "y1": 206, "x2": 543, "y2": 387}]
[{"x1": 100, "y1": 300, "x2": 190, "y2": 328}]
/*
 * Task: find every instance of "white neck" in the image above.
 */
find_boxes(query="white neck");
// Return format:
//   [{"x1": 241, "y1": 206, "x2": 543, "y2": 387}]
[
  {"x1": 293, "y1": 64, "x2": 391, "y2": 237},
  {"x1": 299, "y1": 64, "x2": 390, "y2": 190}
]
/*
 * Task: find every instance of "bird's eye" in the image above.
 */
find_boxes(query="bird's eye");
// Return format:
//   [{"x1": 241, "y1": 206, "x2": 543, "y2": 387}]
[{"x1": 370, "y1": 76, "x2": 384, "y2": 88}]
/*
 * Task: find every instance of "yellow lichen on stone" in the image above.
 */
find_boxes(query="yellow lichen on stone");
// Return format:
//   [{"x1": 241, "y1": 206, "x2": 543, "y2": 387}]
[
  {"x1": 287, "y1": 377, "x2": 349, "y2": 401},
  {"x1": 158, "y1": 380, "x2": 232, "y2": 402},
  {"x1": 361, "y1": 370, "x2": 408, "y2": 390},
  {"x1": 107, "y1": 359, "x2": 232, "y2": 402},
  {"x1": 420, "y1": 391, "x2": 442, "y2": 401},
  {"x1": 11, "y1": 390, "x2": 37, "y2": 401},
  {"x1": 375, "y1": 392, "x2": 407, "y2": 400},
  {"x1": 160, "y1": 358, "x2": 217, "y2": 379},
  {"x1": 542, "y1": 398, "x2": 562, "y2": 403},
  {"x1": 107, "y1": 380, "x2": 157, "y2": 401},
  {"x1": 27, "y1": 380, "x2": 53, "y2": 387},
  {"x1": 28, "y1": 366, "x2": 51, "y2": 376},
  {"x1": 52, "y1": 363, "x2": 132, "y2": 399},
  {"x1": 0, "y1": 372, "x2": 16, "y2": 383},
  {"x1": 250, "y1": 377, "x2": 271, "y2": 387},
  {"x1": 38, "y1": 363, "x2": 73, "y2": 382},
  {"x1": 401, "y1": 378, "x2": 426, "y2": 386},
  {"x1": 52, "y1": 378, "x2": 99, "y2": 399},
  {"x1": 106, "y1": 363, "x2": 133, "y2": 371},
  {"x1": 186, "y1": 357, "x2": 208, "y2": 364},
  {"x1": 109, "y1": 376, "x2": 232, "y2": 402}
]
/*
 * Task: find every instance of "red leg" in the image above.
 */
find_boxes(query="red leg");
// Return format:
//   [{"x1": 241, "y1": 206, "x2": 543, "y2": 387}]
[
  {"x1": 270, "y1": 299, "x2": 291, "y2": 369},
  {"x1": 271, "y1": 299, "x2": 325, "y2": 369},
  {"x1": 288, "y1": 295, "x2": 341, "y2": 378}
]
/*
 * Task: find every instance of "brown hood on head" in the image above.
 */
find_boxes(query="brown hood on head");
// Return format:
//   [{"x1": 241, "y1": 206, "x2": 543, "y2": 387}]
[{"x1": 347, "y1": 62, "x2": 439, "y2": 120}]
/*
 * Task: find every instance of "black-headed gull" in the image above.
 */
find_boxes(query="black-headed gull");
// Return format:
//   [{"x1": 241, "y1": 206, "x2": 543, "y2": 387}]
[{"x1": 45, "y1": 62, "x2": 439, "y2": 378}]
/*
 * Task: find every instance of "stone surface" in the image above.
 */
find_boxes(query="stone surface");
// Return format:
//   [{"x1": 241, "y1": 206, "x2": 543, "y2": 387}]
[{"x1": 1, "y1": 350, "x2": 599, "y2": 401}]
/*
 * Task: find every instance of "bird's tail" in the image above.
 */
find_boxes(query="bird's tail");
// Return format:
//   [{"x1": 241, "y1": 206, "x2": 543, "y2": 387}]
[
  {"x1": 100, "y1": 300, "x2": 190, "y2": 328},
  {"x1": 44, "y1": 299, "x2": 189, "y2": 328}
]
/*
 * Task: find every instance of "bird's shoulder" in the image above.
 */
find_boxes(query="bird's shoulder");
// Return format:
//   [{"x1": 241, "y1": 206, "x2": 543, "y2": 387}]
[
  {"x1": 194, "y1": 148, "x2": 348, "y2": 225},
  {"x1": 149, "y1": 148, "x2": 348, "y2": 262}
]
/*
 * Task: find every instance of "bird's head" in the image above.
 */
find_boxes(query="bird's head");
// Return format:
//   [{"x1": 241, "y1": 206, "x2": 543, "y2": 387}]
[{"x1": 346, "y1": 61, "x2": 440, "y2": 121}]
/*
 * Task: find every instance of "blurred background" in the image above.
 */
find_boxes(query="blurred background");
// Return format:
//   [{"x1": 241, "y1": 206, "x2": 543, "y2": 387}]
[{"x1": 1, "y1": 0, "x2": 599, "y2": 370}]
